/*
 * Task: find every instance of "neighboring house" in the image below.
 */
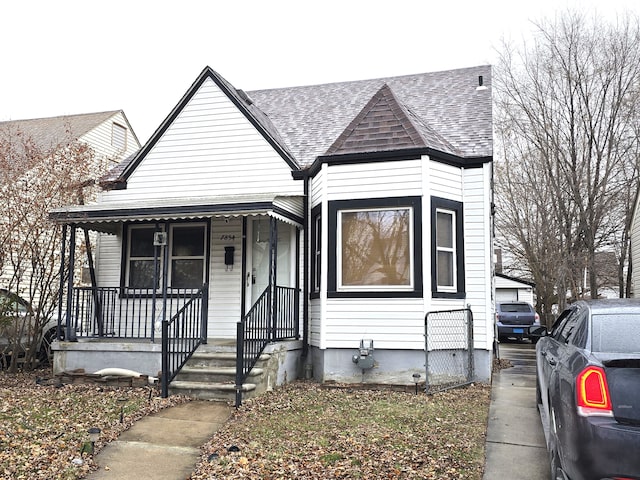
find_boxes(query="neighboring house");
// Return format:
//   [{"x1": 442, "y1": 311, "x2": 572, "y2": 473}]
[
  {"x1": 0, "y1": 110, "x2": 139, "y2": 170},
  {"x1": 495, "y1": 273, "x2": 534, "y2": 305},
  {"x1": 0, "y1": 110, "x2": 140, "y2": 292},
  {"x1": 50, "y1": 66, "x2": 493, "y2": 399}
]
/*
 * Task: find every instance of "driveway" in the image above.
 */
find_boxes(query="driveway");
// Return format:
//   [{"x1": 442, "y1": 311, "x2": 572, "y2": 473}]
[{"x1": 483, "y1": 341, "x2": 550, "y2": 479}]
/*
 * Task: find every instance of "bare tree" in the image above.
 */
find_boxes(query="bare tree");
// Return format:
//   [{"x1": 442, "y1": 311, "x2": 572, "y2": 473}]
[
  {"x1": 495, "y1": 10, "x2": 640, "y2": 315},
  {"x1": 0, "y1": 125, "x2": 95, "y2": 370}
]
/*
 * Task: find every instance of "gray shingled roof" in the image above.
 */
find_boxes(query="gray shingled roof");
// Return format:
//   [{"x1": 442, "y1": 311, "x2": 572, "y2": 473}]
[
  {"x1": 0, "y1": 111, "x2": 122, "y2": 150},
  {"x1": 247, "y1": 65, "x2": 492, "y2": 167},
  {"x1": 102, "y1": 66, "x2": 492, "y2": 187}
]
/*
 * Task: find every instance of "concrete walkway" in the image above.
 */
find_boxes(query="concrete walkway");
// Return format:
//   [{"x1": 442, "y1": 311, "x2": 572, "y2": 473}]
[
  {"x1": 483, "y1": 343, "x2": 550, "y2": 479},
  {"x1": 85, "y1": 401, "x2": 232, "y2": 480}
]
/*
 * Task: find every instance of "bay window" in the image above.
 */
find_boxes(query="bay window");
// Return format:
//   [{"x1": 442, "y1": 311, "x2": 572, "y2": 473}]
[
  {"x1": 328, "y1": 197, "x2": 422, "y2": 298},
  {"x1": 431, "y1": 197, "x2": 465, "y2": 297}
]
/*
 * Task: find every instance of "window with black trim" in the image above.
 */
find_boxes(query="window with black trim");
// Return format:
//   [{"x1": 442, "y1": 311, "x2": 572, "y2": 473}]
[
  {"x1": 328, "y1": 197, "x2": 422, "y2": 298},
  {"x1": 311, "y1": 206, "x2": 322, "y2": 295},
  {"x1": 431, "y1": 197, "x2": 465, "y2": 297},
  {"x1": 125, "y1": 223, "x2": 207, "y2": 290}
]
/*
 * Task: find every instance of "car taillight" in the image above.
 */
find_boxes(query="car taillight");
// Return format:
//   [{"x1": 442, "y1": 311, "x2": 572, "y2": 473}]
[
  {"x1": 576, "y1": 366, "x2": 613, "y2": 417},
  {"x1": 535, "y1": 312, "x2": 540, "y2": 323}
]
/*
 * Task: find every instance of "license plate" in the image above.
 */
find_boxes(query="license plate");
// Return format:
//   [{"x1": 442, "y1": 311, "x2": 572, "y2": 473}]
[{"x1": 513, "y1": 328, "x2": 524, "y2": 334}]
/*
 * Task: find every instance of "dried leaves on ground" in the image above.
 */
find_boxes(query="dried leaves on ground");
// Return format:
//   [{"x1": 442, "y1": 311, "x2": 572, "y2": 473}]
[
  {"x1": 0, "y1": 369, "x2": 187, "y2": 479},
  {"x1": 191, "y1": 382, "x2": 491, "y2": 480}
]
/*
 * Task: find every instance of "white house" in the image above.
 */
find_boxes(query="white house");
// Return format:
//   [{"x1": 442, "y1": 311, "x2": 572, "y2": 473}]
[
  {"x1": 1, "y1": 110, "x2": 140, "y2": 302},
  {"x1": 50, "y1": 66, "x2": 493, "y2": 402}
]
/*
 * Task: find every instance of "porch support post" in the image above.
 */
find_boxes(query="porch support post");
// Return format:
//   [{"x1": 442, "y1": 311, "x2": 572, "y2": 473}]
[
  {"x1": 65, "y1": 225, "x2": 76, "y2": 341},
  {"x1": 269, "y1": 216, "x2": 277, "y2": 342},
  {"x1": 83, "y1": 228, "x2": 103, "y2": 337},
  {"x1": 160, "y1": 222, "x2": 170, "y2": 397},
  {"x1": 57, "y1": 225, "x2": 67, "y2": 341}
]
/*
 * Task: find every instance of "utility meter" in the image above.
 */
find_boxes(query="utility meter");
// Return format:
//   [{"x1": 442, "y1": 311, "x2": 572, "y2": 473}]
[{"x1": 352, "y1": 339, "x2": 375, "y2": 370}]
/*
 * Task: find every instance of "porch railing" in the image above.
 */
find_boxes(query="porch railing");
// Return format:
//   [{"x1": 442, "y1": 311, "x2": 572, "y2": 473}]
[
  {"x1": 161, "y1": 284, "x2": 208, "y2": 397},
  {"x1": 66, "y1": 286, "x2": 203, "y2": 340},
  {"x1": 235, "y1": 285, "x2": 299, "y2": 407}
]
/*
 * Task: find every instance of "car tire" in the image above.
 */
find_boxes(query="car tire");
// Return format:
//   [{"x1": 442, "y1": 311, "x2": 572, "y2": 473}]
[
  {"x1": 38, "y1": 328, "x2": 63, "y2": 366},
  {"x1": 550, "y1": 449, "x2": 568, "y2": 480}
]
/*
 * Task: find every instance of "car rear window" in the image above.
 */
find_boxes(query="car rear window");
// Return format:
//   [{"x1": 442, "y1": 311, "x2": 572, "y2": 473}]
[
  {"x1": 591, "y1": 314, "x2": 640, "y2": 353},
  {"x1": 500, "y1": 303, "x2": 532, "y2": 313}
]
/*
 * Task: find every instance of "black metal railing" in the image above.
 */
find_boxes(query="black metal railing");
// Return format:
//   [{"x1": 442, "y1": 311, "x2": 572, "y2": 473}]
[
  {"x1": 235, "y1": 285, "x2": 299, "y2": 407},
  {"x1": 66, "y1": 286, "x2": 203, "y2": 340},
  {"x1": 161, "y1": 285, "x2": 208, "y2": 397}
]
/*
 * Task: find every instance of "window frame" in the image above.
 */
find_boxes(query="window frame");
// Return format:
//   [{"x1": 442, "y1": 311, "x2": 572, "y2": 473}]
[
  {"x1": 327, "y1": 196, "x2": 422, "y2": 298},
  {"x1": 431, "y1": 196, "x2": 465, "y2": 298},
  {"x1": 168, "y1": 223, "x2": 207, "y2": 289},
  {"x1": 310, "y1": 205, "x2": 322, "y2": 298},
  {"x1": 122, "y1": 221, "x2": 209, "y2": 293}
]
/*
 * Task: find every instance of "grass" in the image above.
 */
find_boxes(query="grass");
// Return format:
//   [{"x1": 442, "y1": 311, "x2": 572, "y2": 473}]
[
  {"x1": 191, "y1": 382, "x2": 491, "y2": 479},
  {"x1": 0, "y1": 369, "x2": 186, "y2": 479},
  {"x1": 1, "y1": 371, "x2": 491, "y2": 479}
]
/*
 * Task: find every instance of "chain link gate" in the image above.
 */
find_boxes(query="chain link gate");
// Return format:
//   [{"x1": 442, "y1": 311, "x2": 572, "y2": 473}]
[{"x1": 424, "y1": 308, "x2": 474, "y2": 394}]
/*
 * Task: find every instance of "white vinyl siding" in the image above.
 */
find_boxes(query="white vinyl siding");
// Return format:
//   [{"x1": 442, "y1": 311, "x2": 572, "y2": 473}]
[
  {"x1": 79, "y1": 112, "x2": 140, "y2": 170},
  {"x1": 96, "y1": 230, "x2": 123, "y2": 286},
  {"x1": 208, "y1": 217, "x2": 243, "y2": 338},
  {"x1": 429, "y1": 161, "x2": 462, "y2": 201},
  {"x1": 323, "y1": 298, "x2": 425, "y2": 350},
  {"x1": 326, "y1": 160, "x2": 422, "y2": 201},
  {"x1": 101, "y1": 78, "x2": 302, "y2": 203},
  {"x1": 462, "y1": 164, "x2": 492, "y2": 349}
]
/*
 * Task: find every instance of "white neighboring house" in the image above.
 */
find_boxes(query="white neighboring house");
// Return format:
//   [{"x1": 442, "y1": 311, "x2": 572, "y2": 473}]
[
  {"x1": 50, "y1": 66, "x2": 494, "y2": 400},
  {"x1": 0, "y1": 110, "x2": 140, "y2": 292},
  {"x1": 495, "y1": 273, "x2": 535, "y2": 305}
]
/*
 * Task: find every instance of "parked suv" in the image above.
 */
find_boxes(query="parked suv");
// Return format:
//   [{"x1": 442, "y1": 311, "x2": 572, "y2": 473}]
[{"x1": 495, "y1": 301, "x2": 539, "y2": 342}]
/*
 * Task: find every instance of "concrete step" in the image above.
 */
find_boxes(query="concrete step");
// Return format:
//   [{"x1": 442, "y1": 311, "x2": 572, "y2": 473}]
[
  {"x1": 176, "y1": 366, "x2": 263, "y2": 383},
  {"x1": 187, "y1": 352, "x2": 270, "y2": 368},
  {"x1": 169, "y1": 380, "x2": 257, "y2": 402}
]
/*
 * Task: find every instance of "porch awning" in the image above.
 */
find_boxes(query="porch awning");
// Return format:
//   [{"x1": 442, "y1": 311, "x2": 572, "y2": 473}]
[{"x1": 49, "y1": 194, "x2": 304, "y2": 233}]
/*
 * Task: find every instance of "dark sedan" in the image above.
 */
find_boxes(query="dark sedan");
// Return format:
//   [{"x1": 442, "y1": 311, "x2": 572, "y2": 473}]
[{"x1": 532, "y1": 299, "x2": 640, "y2": 480}]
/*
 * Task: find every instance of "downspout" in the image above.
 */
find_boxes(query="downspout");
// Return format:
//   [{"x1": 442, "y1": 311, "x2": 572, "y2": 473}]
[{"x1": 302, "y1": 173, "x2": 310, "y2": 357}]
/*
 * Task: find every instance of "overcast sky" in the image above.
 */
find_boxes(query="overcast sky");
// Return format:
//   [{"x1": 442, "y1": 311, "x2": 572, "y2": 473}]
[{"x1": 1, "y1": 0, "x2": 639, "y2": 143}]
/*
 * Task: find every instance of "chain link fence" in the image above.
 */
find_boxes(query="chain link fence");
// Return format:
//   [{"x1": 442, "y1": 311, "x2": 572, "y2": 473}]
[{"x1": 424, "y1": 308, "x2": 474, "y2": 394}]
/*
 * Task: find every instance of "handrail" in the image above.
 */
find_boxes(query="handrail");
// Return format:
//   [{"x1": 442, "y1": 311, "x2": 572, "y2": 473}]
[
  {"x1": 160, "y1": 284, "x2": 208, "y2": 397},
  {"x1": 236, "y1": 286, "x2": 270, "y2": 407},
  {"x1": 235, "y1": 285, "x2": 299, "y2": 407}
]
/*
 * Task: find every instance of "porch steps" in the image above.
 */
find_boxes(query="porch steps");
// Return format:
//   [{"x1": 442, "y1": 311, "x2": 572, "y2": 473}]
[{"x1": 168, "y1": 345, "x2": 272, "y2": 402}]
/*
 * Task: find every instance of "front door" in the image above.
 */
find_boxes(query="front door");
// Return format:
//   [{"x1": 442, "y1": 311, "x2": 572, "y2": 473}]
[
  {"x1": 244, "y1": 217, "x2": 295, "y2": 311},
  {"x1": 245, "y1": 218, "x2": 271, "y2": 311}
]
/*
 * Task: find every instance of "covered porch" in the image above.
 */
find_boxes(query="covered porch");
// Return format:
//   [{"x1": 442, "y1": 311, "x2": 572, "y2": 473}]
[{"x1": 50, "y1": 194, "x2": 305, "y2": 402}]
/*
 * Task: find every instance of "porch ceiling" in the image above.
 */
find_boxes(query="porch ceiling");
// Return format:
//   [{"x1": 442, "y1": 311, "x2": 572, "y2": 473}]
[{"x1": 50, "y1": 194, "x2": 304, "y2": 233}]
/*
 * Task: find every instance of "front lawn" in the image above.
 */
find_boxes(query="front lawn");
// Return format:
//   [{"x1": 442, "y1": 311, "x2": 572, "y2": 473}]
[
  {"x1": 191, "y1": 382, "x2": 490, "y2": 479},
  {"x1": 0, "y1": 370, "x2": 186, "y2": 479}
]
